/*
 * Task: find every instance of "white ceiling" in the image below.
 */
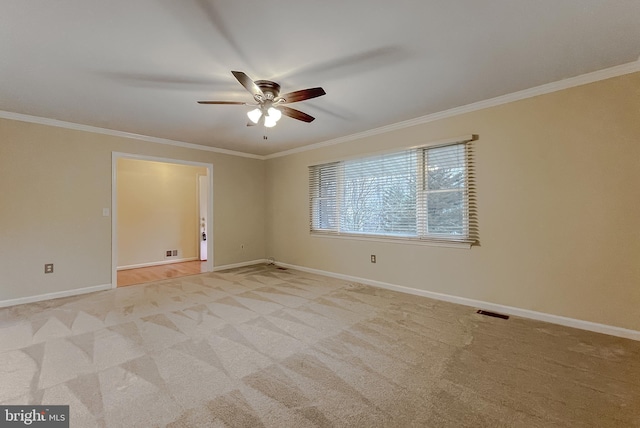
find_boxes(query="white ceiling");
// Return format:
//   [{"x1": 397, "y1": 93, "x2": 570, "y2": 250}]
[{"x1": 2, "y1": 1, "x2": 640, "y2": 156}]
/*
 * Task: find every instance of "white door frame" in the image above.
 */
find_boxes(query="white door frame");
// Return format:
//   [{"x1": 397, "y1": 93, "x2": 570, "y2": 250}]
[
  {"x1": 111, "y1": 152, "x2": 214, "y2": 289},
  {"x1": 198, "y1": 174, "x2": 208, "y2": 261}
]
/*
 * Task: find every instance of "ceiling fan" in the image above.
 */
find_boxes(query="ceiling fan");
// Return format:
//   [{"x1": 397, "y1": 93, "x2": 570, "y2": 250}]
[{"x1": 198, "y1": 71, "x2": 326, "y2": 128}]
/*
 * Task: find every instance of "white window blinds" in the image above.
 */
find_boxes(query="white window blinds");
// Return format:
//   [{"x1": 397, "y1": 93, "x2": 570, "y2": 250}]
[{"x1": 309, "y1": 137, "x2": 477, "y2": 244}]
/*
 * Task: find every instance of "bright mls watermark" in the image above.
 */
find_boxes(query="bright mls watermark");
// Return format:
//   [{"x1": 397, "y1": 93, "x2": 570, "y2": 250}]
[{"x1": 0, "y1": 406, "x2": 68, "y2": 427}]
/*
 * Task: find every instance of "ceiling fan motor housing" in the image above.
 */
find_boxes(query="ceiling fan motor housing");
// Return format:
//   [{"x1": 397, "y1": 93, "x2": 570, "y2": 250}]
[{"x1": 255, "y1": 80, "x2": 281, "y2": 101}]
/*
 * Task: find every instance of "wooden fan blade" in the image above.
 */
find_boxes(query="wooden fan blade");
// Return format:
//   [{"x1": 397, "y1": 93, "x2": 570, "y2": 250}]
[
  {"x1": 246, "y1": 120, "x2": 256, "y2": 127},
  {"x1": 231, "y1": 71, "x2": 264, "y2": 98},
  {"x1": 280, "y1": 106, "x2": 315, "y2": 123},
  {"x1": 197, "y1": 101, "x2": 248, "y2": 105},
  {"x1": 279, "y1": 87, "x2": 326, "y2": 104}
]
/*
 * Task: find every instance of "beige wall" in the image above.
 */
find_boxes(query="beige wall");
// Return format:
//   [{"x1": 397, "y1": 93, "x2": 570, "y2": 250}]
[
  {"x1": 1, "y1": 72, "x2": 639, "y2": 332},
  {"x1": 0, "y1": 118, "x2": 266, "y2": 301},
  {"x1": 265, "y1": 72, "x2": 640, "y2": 331},
  {"x1": 117, "y1": 159, "x2": 206, "y2": 268}
]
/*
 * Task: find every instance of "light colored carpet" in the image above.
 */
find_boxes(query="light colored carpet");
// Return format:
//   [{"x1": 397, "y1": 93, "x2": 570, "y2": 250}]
[{"x1": 1, "y1": 264, "x2": 639, "y2": 427}]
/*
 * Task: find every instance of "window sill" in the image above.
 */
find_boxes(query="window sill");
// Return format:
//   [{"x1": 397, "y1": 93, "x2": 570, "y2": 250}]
[{"x1": 310, "y1": 232, "x2": 473, "y2": 249}]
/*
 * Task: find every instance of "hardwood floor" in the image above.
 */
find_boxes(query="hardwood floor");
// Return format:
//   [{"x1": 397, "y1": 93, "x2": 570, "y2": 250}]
[{"x1": 117, "y1": 260, "x2": 208, "y2": 287}]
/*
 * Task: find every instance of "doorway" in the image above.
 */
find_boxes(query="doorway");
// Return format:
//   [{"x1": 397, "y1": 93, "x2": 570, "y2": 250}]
[
  {"x1": 111, "y1": 153, "x2": 214, "y2": 288},
  {"x1": 117, "y1": 260, "x2": 207, "y2": 287}
]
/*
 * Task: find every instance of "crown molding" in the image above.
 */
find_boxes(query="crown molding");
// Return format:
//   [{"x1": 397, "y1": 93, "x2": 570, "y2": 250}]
[
  {"x1": 0, "y1": 110, "x2": 263, "y2": 160},
  {"x1": 2, "y1": 60, "x2": 639, "y2": 161},
  {"x1": 265, "y1": 60, "x2": 640, "y2": 159}
]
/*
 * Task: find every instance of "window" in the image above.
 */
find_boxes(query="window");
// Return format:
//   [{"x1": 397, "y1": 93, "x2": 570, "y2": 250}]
[{"x1": 309, "y1": 136, "x2": 477, "y2": 244}]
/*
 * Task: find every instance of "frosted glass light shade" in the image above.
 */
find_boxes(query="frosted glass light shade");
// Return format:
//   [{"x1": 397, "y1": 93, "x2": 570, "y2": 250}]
[
  {"x1": 247, "y1": 108, "x2": 262, "y2": 124},
  {"x1": 264, "y1": 115, "x2": 277, "y2": 128},
  {"x1": 267, "y1": 107, "x2": 282, "y2": 122}
]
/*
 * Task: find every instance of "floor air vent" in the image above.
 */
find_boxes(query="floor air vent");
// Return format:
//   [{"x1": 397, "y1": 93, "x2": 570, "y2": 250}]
[{"x1": 477, "y1": 310, "x2": 509, "y2": 320}]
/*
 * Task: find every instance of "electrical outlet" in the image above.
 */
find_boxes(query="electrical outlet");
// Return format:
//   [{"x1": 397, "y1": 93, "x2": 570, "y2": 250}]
[
  {"x1": 166, "y1": 250, "x2": 172, "y2": 257},
  {"x1": 172, "y1": 250, "x2": 178, "y2": 256},
  {"x1": 371, "y1": 255, "x2": 376, "y2": 263},
  {"x1": 44, "y1": 263, "x2": 54, "y2": 273}
]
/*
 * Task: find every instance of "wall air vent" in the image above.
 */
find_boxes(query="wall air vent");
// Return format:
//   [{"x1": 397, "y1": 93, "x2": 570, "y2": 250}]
[{"x1": 477, "y1": 310, "x2": 509, "y2": 320}]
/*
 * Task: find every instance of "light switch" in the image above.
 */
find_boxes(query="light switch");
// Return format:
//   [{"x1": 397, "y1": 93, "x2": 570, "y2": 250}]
[{"x1": 102, "y1": 208, "x2": 110, "y2": 217}]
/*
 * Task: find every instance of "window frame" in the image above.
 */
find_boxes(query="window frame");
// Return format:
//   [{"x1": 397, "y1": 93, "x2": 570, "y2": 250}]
[
  {"x1": 310, "y1": 162, "x2": 339, "y2": 232},
  {"x1": 308, "y1": 135, "x2": 477, "y2": 248}
]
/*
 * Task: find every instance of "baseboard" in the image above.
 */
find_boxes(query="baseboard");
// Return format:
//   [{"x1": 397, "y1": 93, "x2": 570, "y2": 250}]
[
  {"x1": 0, "y1": 260, "x2": 266, "y2": 308},
  {"x1": 275, "y1": 262, "x2": 640, "y2": 342},
  {"x1": 117, "y1": 257, "x2": 199, "y2": 271},
  {"x1": 213, "y1": 259, "x2": 267, "y2": 271},
  {"x1": 0, "y1": 283, "x2": 112, "y2": 308}
]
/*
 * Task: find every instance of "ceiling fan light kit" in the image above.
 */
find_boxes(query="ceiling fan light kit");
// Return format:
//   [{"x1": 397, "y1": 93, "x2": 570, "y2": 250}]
[
  {"x1": 267, "y1": 107, "x2": 282, "y2": 121},
  {"x1": 264, "y1": 115, "x2": 277, "y2": 128},
  {"x1": 198, "y1": 71, "x2": 326, "y2": 130},
  {"x1": 247, "y1": 106, "x2": 283, "y2": 127},
  {"x1": 247, "y1": 108, "x2": 262, "y2": 124}
]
